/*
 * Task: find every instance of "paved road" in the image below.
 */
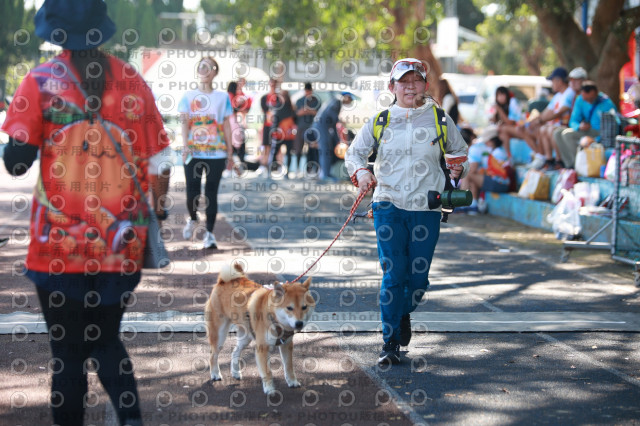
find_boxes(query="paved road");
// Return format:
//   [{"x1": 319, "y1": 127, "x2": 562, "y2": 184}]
[
  {"x1": 216, "y1": 175, "x2": 640, "y2": 425},
  {"x1": 1, "y1": 165, "x2": 639, "y2": 425}
]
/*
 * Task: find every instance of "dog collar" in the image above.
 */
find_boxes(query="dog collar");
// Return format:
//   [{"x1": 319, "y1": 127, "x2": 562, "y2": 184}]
[
  {"x1": 268, "y1": 313, "x2": 295, "y2": 346},
  {"x1": 245, "y1": 312, "x2": 295, "y2": 346}
]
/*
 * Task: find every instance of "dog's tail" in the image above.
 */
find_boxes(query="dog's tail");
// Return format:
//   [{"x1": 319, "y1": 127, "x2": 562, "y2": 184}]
[{"x1": 218, "y1": 261, "x2": 245, "y2": 284}]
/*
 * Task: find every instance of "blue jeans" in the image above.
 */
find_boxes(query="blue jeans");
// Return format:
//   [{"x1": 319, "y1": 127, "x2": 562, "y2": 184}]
[
  {"x1": 318, "y1": 133, "x2": 332, "y2": 179},
  {"x1": 373, "y1": 202, "x2": 441, "y2": 343}
]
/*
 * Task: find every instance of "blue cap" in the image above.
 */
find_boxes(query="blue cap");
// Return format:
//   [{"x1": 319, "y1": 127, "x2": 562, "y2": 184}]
[
  {"x1": 35, "y1": 0, "x2": 116, "y2": 50},
  {"x1": 341, "y1": 91, "x2": 354, "y2": 98},
  {"x1": 547, "y1": 67, "x2": 568, "y2": 81}
]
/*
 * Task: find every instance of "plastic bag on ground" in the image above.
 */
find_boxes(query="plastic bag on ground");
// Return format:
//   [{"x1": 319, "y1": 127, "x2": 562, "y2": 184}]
[
  {"x1": 551, "y1": 169, "x2": 577, "y2": 204},
  {"x1": 546, "y1": 189, "x2": 581, "y2": 239}
]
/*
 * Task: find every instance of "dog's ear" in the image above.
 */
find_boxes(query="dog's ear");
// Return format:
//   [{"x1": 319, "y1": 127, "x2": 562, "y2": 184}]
[
  {"x1": 233, "y1": 261, "x2": 244, "y2": 274},
  {"x1": 219, "y1": 262, "x2": 244, "y2": 283},
  {"x1": 301, "y1": 277, "x2": 312, "y2": 290}
]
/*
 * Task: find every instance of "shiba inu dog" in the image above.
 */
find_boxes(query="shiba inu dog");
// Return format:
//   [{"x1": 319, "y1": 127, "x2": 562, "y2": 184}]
[{"x1": 204, "y1": 262, "x2": 315, "y2": 395}]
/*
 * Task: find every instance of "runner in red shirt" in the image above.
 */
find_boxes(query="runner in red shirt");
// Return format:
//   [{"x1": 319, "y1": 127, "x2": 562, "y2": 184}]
[{"x1": 1, "y1": 1, "x2": 168, "y2": 424}]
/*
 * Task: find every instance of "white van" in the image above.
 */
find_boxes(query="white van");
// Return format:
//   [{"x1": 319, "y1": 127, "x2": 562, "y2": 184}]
[{"x1": 467, "y1": 75, "x2": 552, "y2": 128}]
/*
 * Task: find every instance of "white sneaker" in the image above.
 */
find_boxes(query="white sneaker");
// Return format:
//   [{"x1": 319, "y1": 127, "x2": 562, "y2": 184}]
[
  {"x1": 203, "y1": 231, "x2": 218, "y2": 249},
  {"x1": 527, "y1": 154, "x2": 546, "y2": 170},
  {"x1": 255, "y1": 165, "x2": 268, "y2": 176},
  {"x1": 183, "y1": 219, "x2": 197, "y2": 240},
  {"x1": 477, "y1": 197, "x2": 488, "y2": 214}
]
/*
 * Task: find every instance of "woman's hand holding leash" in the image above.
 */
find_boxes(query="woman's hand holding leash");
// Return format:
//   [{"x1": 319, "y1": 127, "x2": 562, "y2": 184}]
[
  {"x1": 357, "y1": 173, "x2": 377, "y2": 195},
  {"x1": 351, "y1": 167, "x2": 377, "y2": 195}
]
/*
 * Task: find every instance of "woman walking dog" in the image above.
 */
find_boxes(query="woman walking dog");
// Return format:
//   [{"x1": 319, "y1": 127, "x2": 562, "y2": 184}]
[{"x1": 345, "y1": 58, "x2": 469, "y2": 366}]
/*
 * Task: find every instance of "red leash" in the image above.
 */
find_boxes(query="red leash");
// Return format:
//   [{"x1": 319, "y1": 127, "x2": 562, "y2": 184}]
[{"x1": 289, "y1": 180, "x2": 374, "y2": 283}]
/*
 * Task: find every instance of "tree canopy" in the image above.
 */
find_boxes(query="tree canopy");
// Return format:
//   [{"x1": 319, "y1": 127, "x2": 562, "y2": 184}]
[
  {"x1": 0, "y1": 0, "x2": 39, "y2": 97},
  {"x1": 498, "y1": 0, "x2": 640, "y2": 104},
  {"x1": 466, "y1": 3, "x2": 558, "y2": 76},
  {"x1": 3, "y1": 0, "x2": 640, "y2": 107},
  {"x1": 201, "y1": 0, "x2": 453, "y2": 76},
  {"x1": 103, "y1": 0, "x2": 183, "y2": 58}
]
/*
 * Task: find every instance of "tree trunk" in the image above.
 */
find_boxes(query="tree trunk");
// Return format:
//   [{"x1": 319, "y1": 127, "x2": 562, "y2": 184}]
[
  {"x1": 594, "y1": 34, "x2": 629, "y2": 106},
  {"x1": 590, "y1": 0, "x2": 627, "y2": 55},
  {"x1": 531, "y1": 2, "x2": 598, "y2": 69},
  {"x1": 412, "y1": 43, "x2": 443, "y2": 79},
  {"x1": 530, "y1": 1, "x2": 640, "y2": 107},
  {"x1": 387, "y1": 0, "x2": 443, "y2": 78}
]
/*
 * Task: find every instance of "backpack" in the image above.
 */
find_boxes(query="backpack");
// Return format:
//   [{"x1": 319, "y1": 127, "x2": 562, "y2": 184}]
[
  {"x1": 31, "y1": 59, "x2": 152, "y2": 272},
  {"x1": 372, "y1": 105, "x2": 454, "y2": 192}
]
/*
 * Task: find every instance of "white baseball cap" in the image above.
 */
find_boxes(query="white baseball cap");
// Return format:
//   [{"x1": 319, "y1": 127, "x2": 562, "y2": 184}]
[
  {"x1": 568, "y1": 67, "x2": 588, "y2": 79},
  {"x1": 477, "y1": 125, "x2": 499, "y2": 143},
  {"x1": 390, "y1": 58, "x2": 427, "y2": 82}
]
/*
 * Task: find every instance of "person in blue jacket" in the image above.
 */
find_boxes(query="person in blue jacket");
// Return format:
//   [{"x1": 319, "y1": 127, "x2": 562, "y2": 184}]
[
  {"x1": 553, "y1": 80, "x2": 617, "y2": 168},
  {"x1": 309, "y1": 92, "x2": 353, "y2": 181}
]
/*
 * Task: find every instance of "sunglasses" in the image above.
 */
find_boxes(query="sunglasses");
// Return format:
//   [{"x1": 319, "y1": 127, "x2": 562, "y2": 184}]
[
  {"x1": 391, "y1": 61, "x2": 427, "y2": 80},
  {"x1": 198, "y1": 61, "x2": 218, "y2": 73}
]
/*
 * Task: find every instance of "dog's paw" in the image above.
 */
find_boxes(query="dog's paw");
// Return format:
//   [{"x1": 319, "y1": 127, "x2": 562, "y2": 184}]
[
  {"x1": 262, "y1": 381, "x2": 276, "y2": 395},
  {"x1": 286, "y1": 378, "x2": 301, "y2": 388}
]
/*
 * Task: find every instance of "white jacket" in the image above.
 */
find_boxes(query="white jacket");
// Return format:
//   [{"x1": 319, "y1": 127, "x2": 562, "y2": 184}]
[{"x1": 345, "y1": 99, "x2": 469, "y2": 211}]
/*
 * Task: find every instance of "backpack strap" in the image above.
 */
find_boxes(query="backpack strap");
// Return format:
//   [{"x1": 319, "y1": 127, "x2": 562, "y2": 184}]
[
  {"x1": 366, "y1": 109, "x2": 390, "y2": 170},
  {"x1": 432, "y1": 105, "x2": 448, "y2": 156},
  {"x1": 372, "y1": 109, "x2": 390, "y2": 146},
  {"x1": 432, "y1": 105, "x2": 456, "y2": 222},
  {"x1": 586, "y1": 95, "x2": 603, "y2": 123},
  {"x1": 432, "y1": 105, "x2": 454, "y2": 187}
]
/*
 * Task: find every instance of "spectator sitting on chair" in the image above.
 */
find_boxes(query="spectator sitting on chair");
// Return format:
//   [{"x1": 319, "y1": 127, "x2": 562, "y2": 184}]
[
  {"x1": 460, "y1": 126, "x2": 493, "y2": 211},
  {"x1": 493, "y1": 86, "x2": 522, "y2": 158},
  {"x1": 461, "y1": 128, "x2": 512, "y2": 213},
  {"x1": 498, "y1": 67, "x2": 573, "y2": 168},
  {"x1": 528, "y1": 87, "x2": 551, "y2": 114},
  {"x1": 539, "y1": 67, "x2": 587, "y2": 169},
  {"x1": 553, "y1": 80, "x2": 618, "y2": 169}
]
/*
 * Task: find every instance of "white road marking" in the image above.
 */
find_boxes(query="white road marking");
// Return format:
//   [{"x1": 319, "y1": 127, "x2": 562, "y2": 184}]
[{"x1": 3, "y1": 311, "x2": 639, "y2": 334}]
